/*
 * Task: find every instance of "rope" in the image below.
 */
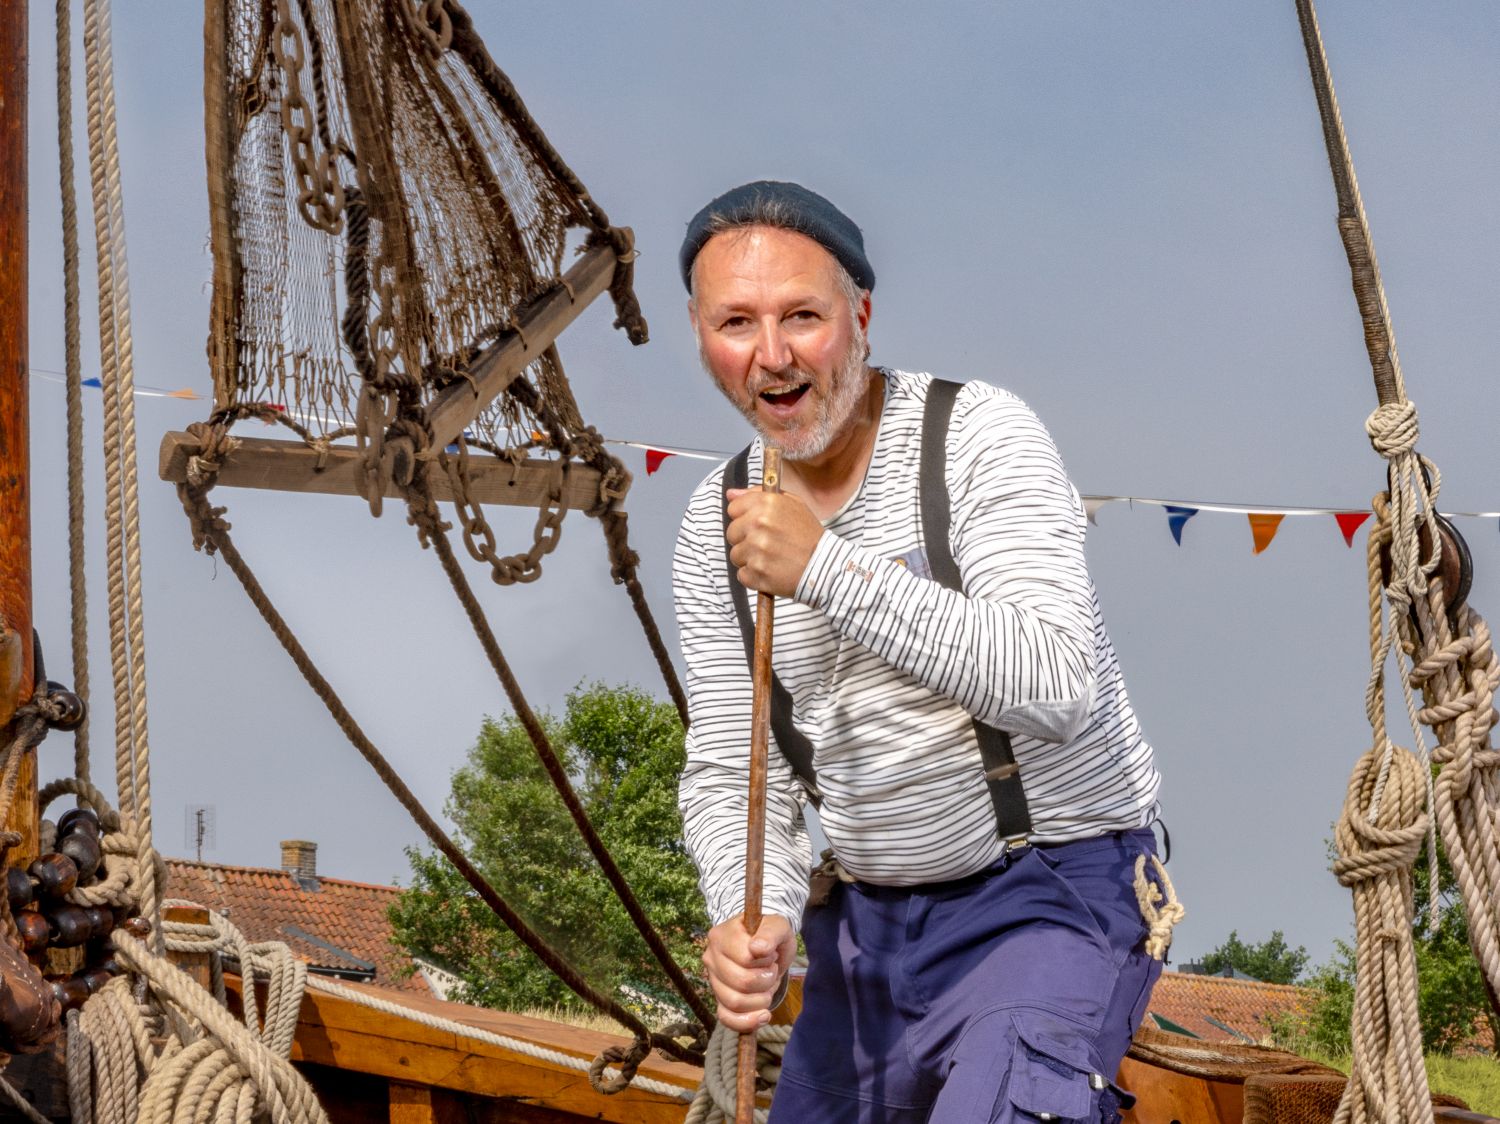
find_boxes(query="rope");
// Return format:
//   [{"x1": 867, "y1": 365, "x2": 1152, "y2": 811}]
[
  {"x1": 1133, "y1": 853, "x2": 1185, "y2": 962},
  {"x1": 682, "y1": 1021, "x2": 790, "y2": 1124},
  {"x1": 82, "y1": 0, "x2": 162, "y2": 933},
  {"x1": 173, "y1": 482, "x2": 705, "y2": 1082},
  {"x1": 1333, "y1": 742, "x2": 1432, "y2": 1124},
  {"x1": 1297, "y1": 2, "x2": 1500, "y2": 1116},
  {"x1": 0, "y1": 1076, "x2": 53, "y2": 1124},
  {"x1": 56, "y1": 0, "x2": 92, "y2": 783},
  {"x1": 404, "y1": 476, "x2": 713, "y2": 1030},
  {"x1": 65, "y1": 907, "x2": 326, "y2": 1124},
  {"x1": 110, "y1": 928, "x2": 324, "y2": 1124},
  {"x1": 441, "y1": 3, "x2": 649, "y2": 345},
  {"x1": 301, "y1": 975, "x2": 696, "y2": 1102},
  {"x1": 600, "y1": 510, "x2": 690, "y2": 726}
]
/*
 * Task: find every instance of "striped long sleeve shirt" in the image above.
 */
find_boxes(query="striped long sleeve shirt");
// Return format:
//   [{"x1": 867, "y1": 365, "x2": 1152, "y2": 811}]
[{"x1": 674, "y1": 370, "x2": 1161, "y2": 928}]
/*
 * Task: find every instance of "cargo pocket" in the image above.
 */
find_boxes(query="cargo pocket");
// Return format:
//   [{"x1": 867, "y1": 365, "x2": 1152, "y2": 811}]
[{"x1": 1006, "y1": 1011, "x2": 1102, "y2": 1122}]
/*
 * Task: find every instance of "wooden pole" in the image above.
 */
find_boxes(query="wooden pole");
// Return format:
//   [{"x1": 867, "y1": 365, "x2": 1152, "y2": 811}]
[
  {"x1": 736, "y1": 446, "x2": 780, "y2": 1124},
  {"x1": 0, "y1": 0, "x2": 37, "y2": 865}
]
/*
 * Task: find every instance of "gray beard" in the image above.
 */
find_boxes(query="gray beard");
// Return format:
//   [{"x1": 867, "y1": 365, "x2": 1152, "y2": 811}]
[{"x1": 703, "y1": 330, "x2": 872, "y2": 462}]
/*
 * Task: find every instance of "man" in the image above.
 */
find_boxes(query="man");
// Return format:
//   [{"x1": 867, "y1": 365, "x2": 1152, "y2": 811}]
[{"x1": 673, "y1": 180, "x2": 1167, "y2": 1123}]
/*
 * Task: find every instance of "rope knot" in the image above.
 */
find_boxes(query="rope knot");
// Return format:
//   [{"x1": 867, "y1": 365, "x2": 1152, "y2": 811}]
[
  {"x1": 1365, "y1": 400, "x2": 1419, "y2": 459},
  {"x1": 1133, "y1": 854, "x2": 1185, "y2": 961},
  {"x1": 588, "y1": 1035, "x2": 649, "y2": 1095}
]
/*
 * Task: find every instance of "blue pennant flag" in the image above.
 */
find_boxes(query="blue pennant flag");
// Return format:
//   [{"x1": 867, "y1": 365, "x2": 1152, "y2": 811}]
[
  {"x1": 82, "y1": 377, "x2": 102, "y2": 388},
  {"x1": 1164, "y1": 505, "x2": 1199, "y2": 546}
]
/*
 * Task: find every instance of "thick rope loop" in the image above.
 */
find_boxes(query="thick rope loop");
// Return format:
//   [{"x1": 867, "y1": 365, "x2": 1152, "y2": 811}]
[
  {"x1": 1365, "y1": 400, "x2": 1419, "y2": 459},
  {"x1": 587, "y1": 1035, "x2": 649, "y2": 1095},
  {"x1": 684, "y1": 1021, "x2": 792, "y2": 1124}
]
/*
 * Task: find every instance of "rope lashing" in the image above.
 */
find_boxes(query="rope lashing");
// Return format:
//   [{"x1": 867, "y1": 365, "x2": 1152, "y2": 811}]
[
  {"x1": 683, "y1": 1021, "x2": 791, "y2": 1124},
  {"x1": 1333, "y1": 745, "x2": 1432, "y2": 1124},
  {"x1": 1133, "y1": 854, "x2": 1185, "y2": 962},
  {"x1": 1365, "y1": 400, "x2": 1419, "y2": 459}
]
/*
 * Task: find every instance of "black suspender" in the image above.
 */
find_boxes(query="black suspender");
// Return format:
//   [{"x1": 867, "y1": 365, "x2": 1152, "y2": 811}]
[
  {"x1": 920, "y1": 380, "x2": 1032, "y2": 844},
  {"x1": 721, "y1": 378, "x2": 1032, "y2": 843}
]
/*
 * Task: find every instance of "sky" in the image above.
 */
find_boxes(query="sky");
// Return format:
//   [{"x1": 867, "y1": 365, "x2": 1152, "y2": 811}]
[{"x1": 21, "y1": 3, "x2": 1500, "y2": 972}]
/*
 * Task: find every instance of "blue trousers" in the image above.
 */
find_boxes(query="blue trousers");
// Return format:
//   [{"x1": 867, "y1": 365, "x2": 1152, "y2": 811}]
[{"x1": 768, "y1": 829, "x2": 1163, "y2": 1123}]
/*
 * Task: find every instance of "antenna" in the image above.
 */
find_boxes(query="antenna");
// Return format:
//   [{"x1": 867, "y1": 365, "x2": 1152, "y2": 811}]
[{"x1": 184, "y1": 804, "x2": 217, "y2": 862}]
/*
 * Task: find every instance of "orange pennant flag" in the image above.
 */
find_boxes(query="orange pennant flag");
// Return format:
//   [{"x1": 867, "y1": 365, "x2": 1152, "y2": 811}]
[{"x1": 1248, "y1": 513, "x2": 1285, "y2": 554}]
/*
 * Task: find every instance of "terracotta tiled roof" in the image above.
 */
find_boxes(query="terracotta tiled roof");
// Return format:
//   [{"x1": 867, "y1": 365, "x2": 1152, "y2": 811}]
[
  {"x1": 163, "y1": 857, "x2": 428, "y2": 995},
  {"x1": 1144, "y1": 970, "x2": 1312, "y2": 1044}
]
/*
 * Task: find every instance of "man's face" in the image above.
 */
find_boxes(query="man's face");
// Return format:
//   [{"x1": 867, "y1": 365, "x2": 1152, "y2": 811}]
[{"x1": 690, "y1": 225, "x2": 871, "y2": 463}]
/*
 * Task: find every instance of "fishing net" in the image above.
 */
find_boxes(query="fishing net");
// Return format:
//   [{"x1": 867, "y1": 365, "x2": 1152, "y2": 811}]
[{"x1": 202, "y1": 0, "x2": 644, "y2": 454}]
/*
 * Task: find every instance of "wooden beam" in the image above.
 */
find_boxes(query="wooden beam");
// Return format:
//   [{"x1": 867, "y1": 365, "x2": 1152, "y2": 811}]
[
  {"x1": 164, "y1": 905, "x2": 213, "y2": 990},
  {"x1": 158, "y1": 432, "x2": 622, "y2": 511},
  {"x1": 420, "y1": 240, "x2": 617, "y2": 458},
  {"x1": 249, "y1": 977, "x2": 697, "y2": 1124},
  {"x1": 0, "y1": 0, "x2": 37, "y2": 868}
]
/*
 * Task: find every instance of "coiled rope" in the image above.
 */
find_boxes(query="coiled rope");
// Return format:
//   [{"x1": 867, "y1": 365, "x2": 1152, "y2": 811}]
[{"x1": 683, "y1": 1021, "x2": 791, "y2": 1124}]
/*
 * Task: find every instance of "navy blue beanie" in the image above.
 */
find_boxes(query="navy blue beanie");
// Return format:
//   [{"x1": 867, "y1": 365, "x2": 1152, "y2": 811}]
[{"x1": 679, "y1": 180, "x2": 875, "y2": 293}]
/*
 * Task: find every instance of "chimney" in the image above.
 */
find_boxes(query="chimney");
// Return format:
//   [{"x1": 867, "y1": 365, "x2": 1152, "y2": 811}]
[{"x1": 280, "y1": 840, "x2": 319, "y2": 890}]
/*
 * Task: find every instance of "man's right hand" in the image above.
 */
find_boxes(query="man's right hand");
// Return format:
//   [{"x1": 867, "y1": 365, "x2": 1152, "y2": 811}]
[{"x1": 702, "y1": 913, "x2": 796, "y2": 1033}]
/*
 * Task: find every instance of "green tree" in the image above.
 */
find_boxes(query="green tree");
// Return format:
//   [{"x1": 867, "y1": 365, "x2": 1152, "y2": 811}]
[
  {"x1": 388, "y1": 683, "x2": 709, "y2": 1017},
  {"x1": 1200, "y1": 930, "x2": 1310, "y2": 985},
  {"x1": 1299, "y1": 845, "x2": 1497, "y2": 1055}
]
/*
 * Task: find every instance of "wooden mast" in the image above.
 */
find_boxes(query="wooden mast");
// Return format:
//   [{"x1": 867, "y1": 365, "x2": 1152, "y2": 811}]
[{"x1": 0, "y1": 0, "x2": 38, "y2": 866}]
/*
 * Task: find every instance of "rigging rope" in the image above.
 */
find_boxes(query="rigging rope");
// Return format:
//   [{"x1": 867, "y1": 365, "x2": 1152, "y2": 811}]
[
  {"x1": 403, "y1": 472, "x2": 713, "y2": 1028},
  {"x1": 174, "y1": 475, "x2": 707, "y2": 1085},
  {"x1": 56, "y1": 0, "x2": 92, "y2": 787},
  {"x1": 81, "y1": 0, "x2": 160, "y2": 933},
  {"x1": 1295, "y1": 1, "x2": 1500, "y2": 1118}
]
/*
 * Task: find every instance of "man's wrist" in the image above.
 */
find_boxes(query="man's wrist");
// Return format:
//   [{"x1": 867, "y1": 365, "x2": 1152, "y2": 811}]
[{"x1": 792, "y1": 529, "x2": 854, "y2": 607}]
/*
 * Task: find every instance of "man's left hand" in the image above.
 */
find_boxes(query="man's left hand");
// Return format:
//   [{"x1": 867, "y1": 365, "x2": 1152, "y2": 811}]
[{"x1": 725, "y1": 488, "x2": 823, "y2": 598}]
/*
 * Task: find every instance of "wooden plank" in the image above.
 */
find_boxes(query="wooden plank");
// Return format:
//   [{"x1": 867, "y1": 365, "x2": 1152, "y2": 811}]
[
  {"x1": 419, "y1": 241, "x2": 617, "y2": 458},
  {"x1": 158, "y1": 433, "x2": 618, "y2": 511},
  {"x1": 240, "y1": 977, "x2": 694, "y2": 1124},
  {"x1": 1117, "y1": 1056, "x2": 1243, "y2": 1124}
]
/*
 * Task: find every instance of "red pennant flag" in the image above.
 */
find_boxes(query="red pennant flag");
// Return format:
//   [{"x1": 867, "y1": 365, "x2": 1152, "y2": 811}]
[
  {"x1": 1336, "y1": 511, "x2": 1371, "y2": 548},
  {"x1": 645, "y1": 448, "x2": 674, "y2": 476},
  {"x1": 1248, "y1": 513, "x2": 1285, "y2": 554}
]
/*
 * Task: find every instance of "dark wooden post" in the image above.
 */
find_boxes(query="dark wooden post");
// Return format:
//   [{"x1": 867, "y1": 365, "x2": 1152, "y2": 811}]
[{"x1": 0, "y1": 0, "x2": 37, "y2": 868}]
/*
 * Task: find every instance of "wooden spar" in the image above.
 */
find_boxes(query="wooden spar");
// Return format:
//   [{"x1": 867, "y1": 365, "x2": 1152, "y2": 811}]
[
  {"x1": 736, "y1": 446, "x2": 780, "y2": 1124},
  {"x1": 418, "y1": 239, "x2": 618, "y2": 458},
  {"x1": 0, "y1": 0, "x2": 38, "y2": 864},
  {"x1": 158, "y1": 239, "x2": 621, "y2": 506},
  {"x1": 157, "y1": 433, "x2": 623, "y2": 511}
]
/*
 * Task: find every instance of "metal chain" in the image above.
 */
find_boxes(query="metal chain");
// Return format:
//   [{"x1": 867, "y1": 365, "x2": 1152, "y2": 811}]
[
  {"x1": 442, "y1": 437, "x2": 567, "y2": 585},
  {"x1": 270, "y1": 0, "x2": 345, "y2": 234},
  {"x1": 402, "y1": 0, "x2": 454, "y2": 55}
]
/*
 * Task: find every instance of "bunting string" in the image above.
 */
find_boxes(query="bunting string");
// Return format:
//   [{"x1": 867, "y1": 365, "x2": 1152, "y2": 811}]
[{"x1": 33, "y1": 373, "x2": 1500, "y2": 541}]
